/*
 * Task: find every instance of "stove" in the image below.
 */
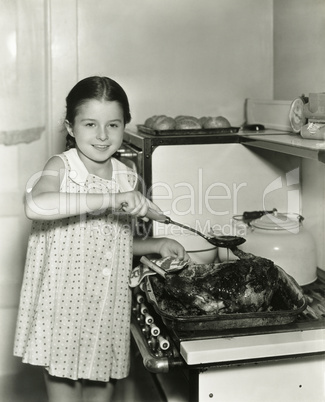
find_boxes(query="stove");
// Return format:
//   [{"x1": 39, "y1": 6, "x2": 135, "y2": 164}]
[
  {"x1": 122, "y1": 126, "x2": 325, "y2": 401},
  {"x1": 131, "y1": 277, "x2": 325, "y2": 402}
]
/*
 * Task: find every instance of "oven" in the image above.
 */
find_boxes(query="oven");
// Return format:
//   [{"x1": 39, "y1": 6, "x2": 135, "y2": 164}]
[
  {"x1": 118, "y1": 126, "x2": 325, "y2": 401},
  {"x1": 131, "y1": 280, "x2": 325, "y2": 402}
]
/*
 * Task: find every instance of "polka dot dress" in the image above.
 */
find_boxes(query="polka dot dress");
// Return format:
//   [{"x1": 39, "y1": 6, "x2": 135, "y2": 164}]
[{"x1": 14, "y1": 149, "x2": 136, "y2": 382}]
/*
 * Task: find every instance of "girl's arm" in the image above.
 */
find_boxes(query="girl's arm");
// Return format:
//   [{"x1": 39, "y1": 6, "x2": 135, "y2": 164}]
[
  {"x1": 25, "y1": 156, "x2": 157, "y2": 221},
  {"x1": 133, "y1": 237, "x2": 189, "y2": 261}
]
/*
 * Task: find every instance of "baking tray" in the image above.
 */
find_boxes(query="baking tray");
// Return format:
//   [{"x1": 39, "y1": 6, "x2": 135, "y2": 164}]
[
  {"x1": 137, "y1": 124, "x2": 240, "y2": 136},
  {"x1": 144, "y1": 265, "x2": 307, "y2": 331}
]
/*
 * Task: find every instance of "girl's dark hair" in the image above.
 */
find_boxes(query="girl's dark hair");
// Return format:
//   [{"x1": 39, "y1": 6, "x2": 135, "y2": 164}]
[{"x1": 65, "y1": 76, "x2": 131, "y2": 150}]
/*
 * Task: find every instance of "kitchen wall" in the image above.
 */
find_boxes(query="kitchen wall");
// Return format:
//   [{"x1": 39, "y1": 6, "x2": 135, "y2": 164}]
[
  {"x1": 78, "y1": 0, "x2": 273, "y2": 128},
  {"x1": 273, "y1": 0, "x2": 325, "y2": 98},
  {"x1": 51, "y1": 0, "x2": 274, "y2": 153},
  {"x1": 273, "y1": 0, "x2": 325, "y2": 270}
]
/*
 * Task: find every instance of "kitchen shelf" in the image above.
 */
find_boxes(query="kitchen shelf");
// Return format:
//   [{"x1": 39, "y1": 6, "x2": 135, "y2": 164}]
[{"x1": 240, "y1": 132, "x2": 325, "y2": 163}]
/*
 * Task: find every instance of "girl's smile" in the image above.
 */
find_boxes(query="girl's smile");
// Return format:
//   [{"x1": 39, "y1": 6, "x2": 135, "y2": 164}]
[{"x1": 92, "y1": 144, "x2": 111, "y2": 152}]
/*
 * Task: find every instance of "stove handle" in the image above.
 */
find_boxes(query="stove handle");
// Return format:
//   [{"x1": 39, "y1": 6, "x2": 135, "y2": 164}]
[{"x1": 131, "y1": 320, "x2": 184, "y2": 373}]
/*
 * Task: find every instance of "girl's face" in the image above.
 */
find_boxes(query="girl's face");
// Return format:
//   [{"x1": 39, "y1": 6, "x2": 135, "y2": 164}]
[{"x1": 66, "y1": 99, "x2": 125, "y2": 167}]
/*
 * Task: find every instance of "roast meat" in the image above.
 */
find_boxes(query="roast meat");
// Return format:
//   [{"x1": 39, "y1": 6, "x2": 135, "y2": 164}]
[
  {"x1": 163, "y1": 275, "x2": 224, "y2": 314},
  {"x1": 151, "y1": 249, "x2": 280, "y2": 316}
]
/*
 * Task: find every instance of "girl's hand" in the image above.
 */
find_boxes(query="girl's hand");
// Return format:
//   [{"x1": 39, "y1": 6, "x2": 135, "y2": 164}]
[
  {"x1": 133, "y1": 237, "x2": 190, "y2": 261},
  {"x1": 113, "y1": 191, "x2": 160, "y2": 219},
  {"x1": 157, "y1": 238, "x2": 190, "y2": 261}
]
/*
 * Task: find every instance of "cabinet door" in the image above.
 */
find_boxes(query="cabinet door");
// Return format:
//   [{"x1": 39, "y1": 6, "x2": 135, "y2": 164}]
[{"x1": 198, "y1": 355, "x2": 325, "y2": 402}]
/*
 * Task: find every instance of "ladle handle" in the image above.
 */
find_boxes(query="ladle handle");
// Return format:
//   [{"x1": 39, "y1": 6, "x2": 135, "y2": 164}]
[
  {"x1": 146, "y1": 208, "x2": 210, "y2": 241},
  {"x1": 146, "y1": 208, "x2": 171, "y2": 224}
]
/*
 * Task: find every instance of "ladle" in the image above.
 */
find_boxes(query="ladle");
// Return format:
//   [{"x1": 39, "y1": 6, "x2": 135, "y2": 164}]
[{"x1": 146, "y1": 208, "x2": 246, "y2": 249}]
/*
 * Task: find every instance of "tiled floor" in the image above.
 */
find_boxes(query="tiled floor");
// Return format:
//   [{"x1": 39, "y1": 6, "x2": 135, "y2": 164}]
[{"x1": 0, "y1": 347, "x2": 164, "y2": 402}]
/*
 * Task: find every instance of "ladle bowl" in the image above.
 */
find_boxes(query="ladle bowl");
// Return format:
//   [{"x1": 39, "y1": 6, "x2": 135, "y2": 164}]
[{"x1": 146, "y1": 208, "x2": 246, "y2": 249}]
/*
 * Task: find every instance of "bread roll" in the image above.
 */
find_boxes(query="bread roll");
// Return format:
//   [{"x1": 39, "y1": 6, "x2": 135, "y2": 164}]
[
  {"x1": 144, "y1": 115, "x2": 159, "y2": 128},
  {"x1": 175, "y1": 115, "x2": 192, "y2": 121},
  {"x1": 199, "y1": 116, "x2": 208, "y2": 126},
  {"x1": 203, "y1": 116, "x2": 231, "y2": 129},
  {"x1": 152, "y1": 116, "x2": 176, "y2": 130},
  {"x1": 175, "y1": 116, "x2": 201, "y2": 130}
]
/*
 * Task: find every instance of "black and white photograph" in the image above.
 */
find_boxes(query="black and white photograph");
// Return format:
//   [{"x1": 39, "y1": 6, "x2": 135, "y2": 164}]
[{"x1": 0, "y1": 1, "x2": 324, "y2": 401}]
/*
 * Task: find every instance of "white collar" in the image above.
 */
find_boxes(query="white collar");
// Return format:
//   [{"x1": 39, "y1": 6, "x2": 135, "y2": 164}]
[{"x1": 64, "y1": 149, "x2": 136, "y2": 191}]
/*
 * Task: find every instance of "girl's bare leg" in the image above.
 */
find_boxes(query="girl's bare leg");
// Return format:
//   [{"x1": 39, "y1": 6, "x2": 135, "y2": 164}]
[
  {"x1": 44, "y1": 370, "x2": 82, "y2": 402},
  {"x1": 82, "y1": 379, "x2": 116, "y2": 402}
]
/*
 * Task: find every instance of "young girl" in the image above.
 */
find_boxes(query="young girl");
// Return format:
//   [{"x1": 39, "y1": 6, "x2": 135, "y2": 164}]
[{"x1": 14, "y1": 76, "x2": 188, "y2": 402}]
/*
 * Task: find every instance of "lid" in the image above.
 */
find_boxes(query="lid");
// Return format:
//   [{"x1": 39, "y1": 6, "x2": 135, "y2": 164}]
[{"x1": 251, "y1": 213, "x2": 301, "y2": 231}]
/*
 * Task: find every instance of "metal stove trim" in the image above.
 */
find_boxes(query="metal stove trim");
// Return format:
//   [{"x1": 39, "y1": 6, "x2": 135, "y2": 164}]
[{"x1": 180, "y1": 328, "x2": 325, "y2": 365}]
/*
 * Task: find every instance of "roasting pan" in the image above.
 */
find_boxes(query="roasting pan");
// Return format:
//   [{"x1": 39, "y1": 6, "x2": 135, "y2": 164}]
[{"x1": 144, "y1": 265, "x2": 307, "y2": 331}]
